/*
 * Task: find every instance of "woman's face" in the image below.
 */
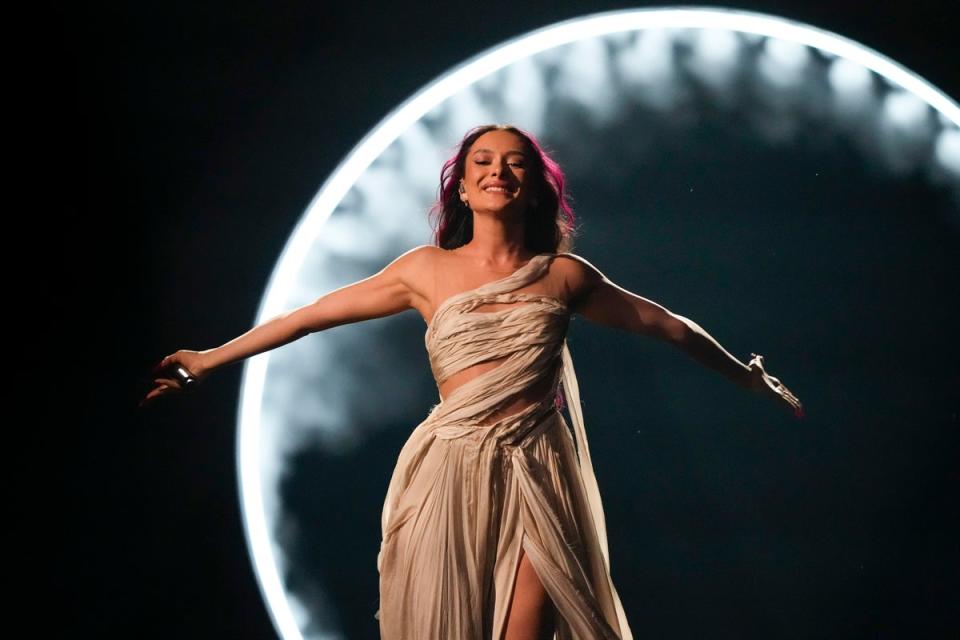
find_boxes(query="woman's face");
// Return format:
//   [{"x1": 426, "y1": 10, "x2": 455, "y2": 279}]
[{"x1": 460, "y1": 129, "x2": 536, "y2": 217}]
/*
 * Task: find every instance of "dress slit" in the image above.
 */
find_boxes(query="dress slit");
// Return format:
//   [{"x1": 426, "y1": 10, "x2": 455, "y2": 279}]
[{"x1": 499, "y1": 531, "x2": 559, "y2": 640}]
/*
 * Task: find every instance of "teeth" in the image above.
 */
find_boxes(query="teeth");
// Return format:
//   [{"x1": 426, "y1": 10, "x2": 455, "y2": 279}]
[{"x1": 485, "y1": 187, "x2": 510, "y2": 193}]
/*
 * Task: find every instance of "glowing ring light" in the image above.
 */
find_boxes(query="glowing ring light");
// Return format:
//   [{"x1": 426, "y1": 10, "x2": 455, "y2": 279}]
[{"x1": 236, "y1": 8, "x2": 960, "y2": 640}]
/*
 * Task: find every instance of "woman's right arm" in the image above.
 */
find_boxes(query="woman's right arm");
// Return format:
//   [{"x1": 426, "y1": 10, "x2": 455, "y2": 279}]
[
  {"x1": 204, "y1": 245, "x2": 431, "y2": 370},
  {"x1": 143, "y1": 245, "x2": 433, "y2": 405}
]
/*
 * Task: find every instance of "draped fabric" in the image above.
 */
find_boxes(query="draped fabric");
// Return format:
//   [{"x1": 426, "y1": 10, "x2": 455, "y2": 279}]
[{"x1": 375, "y1": 252, "x2": 633, "y2": 639}]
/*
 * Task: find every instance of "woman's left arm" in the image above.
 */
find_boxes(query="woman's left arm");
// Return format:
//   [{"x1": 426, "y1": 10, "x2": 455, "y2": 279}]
[{"x1": 558, "y1": 253, "x2": 804, "y2": 418}]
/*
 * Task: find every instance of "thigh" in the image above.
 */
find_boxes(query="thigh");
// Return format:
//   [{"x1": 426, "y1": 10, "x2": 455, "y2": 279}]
[{"x1": 502, "y1": 546, "x2": 556, "y2": 640}]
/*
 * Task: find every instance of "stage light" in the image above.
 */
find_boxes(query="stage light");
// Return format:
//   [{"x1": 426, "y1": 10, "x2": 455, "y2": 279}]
[{"x1": 235, "y1": 9, "x2": 959, "y2": 639}]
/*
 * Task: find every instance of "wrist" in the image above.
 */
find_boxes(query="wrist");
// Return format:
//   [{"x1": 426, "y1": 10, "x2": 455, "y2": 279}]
[
  {"x1": 198, "y1": 349, "x2": 219, "y2": 374},
  {"x1": 739, "y1": 362, "x2": 759, "y2": 392}
]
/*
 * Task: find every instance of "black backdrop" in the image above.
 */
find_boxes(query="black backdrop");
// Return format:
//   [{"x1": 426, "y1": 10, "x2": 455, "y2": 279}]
[{"x1": 58, "y1": 1, "x2": 958, "y2": 638}]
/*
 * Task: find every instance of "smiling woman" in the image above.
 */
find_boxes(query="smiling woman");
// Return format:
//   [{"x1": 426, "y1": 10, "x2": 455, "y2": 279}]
[
  {"x1": 136, "y1": 6, "x2": 960, "y2": 639},
  {"x1": 431, "y1": 124, "x2": 576, "y2": 256},
  {"x1": 353, "y1": 124, "x2": 644, "y2": 640},
  {"x1": 370, "y1": 125, "x2": 799, "y2": 640},
  {"x1": 146, "y1": 120, "x2": 801, "y2": 640}
]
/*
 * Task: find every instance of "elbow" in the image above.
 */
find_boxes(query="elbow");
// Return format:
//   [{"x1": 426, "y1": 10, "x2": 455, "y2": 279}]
[
  {"x1": 294, "y1": 302, "x2": 329, "y2": 336},
  {"x1": 660, "y1": 313, "x2": 690, "y2": 345}
]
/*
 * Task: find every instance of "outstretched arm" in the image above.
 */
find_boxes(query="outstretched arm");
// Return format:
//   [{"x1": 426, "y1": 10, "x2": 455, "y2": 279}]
[
  {"x1": 557, "y1": 253, "x2": 803, "y2": 417},
  {"x1": 203, "y1": 244, "x2": 431, "y2": 370},
  {"x1": 143, "y1": 245, "x2": 432, "y2": 406}
]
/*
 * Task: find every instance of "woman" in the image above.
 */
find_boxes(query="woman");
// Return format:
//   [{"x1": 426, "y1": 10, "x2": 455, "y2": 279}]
[{"x1": 143, "y1": 124, "x2": 803, "y2": 640}]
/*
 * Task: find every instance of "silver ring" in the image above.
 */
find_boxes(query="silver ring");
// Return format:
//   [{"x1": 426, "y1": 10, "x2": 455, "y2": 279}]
[{"x1": 173, "y1": 365, "x2": 197, "y2": 389}]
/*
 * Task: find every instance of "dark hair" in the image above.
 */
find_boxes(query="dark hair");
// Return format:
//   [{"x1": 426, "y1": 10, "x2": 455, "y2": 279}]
[{"x1": 429, "y1": 124, "x2": 578, "y2": 253}]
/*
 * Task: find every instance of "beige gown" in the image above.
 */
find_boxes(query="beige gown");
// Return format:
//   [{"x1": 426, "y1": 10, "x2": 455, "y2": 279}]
[{"x1": 375, "y1": 252, "x2": 633, "y2": 639}]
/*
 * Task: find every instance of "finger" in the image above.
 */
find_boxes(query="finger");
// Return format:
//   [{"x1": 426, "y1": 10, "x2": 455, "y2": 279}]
[
  {"x1": 154, "y1": 377, "x2": 182, "y2": 391},
  {"x1": 156, "y1": 353, "x2": 184, "y2": 372},
  {"x1": 140, "y1": 387, "x2": 163, "y2": 407},
  {"x1": 785, "y1": 394, "x2": 802, "y2": 415},
  {"x1": 772, "y1": 383, "x2": 799, "y2": 409},
  {"x1": 141, "y1": 379, "x2": 178, "y2": 406}
]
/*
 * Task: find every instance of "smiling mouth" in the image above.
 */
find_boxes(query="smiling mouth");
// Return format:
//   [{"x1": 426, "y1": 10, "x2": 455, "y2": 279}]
[{"x1": 484, "y1": 187, "x2": 514, "y2": 194}]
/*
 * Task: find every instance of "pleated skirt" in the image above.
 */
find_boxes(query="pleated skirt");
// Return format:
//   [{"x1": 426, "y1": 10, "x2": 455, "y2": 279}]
[{"x1": 375, "y1": 406, "x2": 628, "y2": 639}]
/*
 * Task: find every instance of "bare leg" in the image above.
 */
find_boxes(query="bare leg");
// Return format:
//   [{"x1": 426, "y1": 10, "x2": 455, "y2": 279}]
[{"x1": 502, "y1": 545, "x2": 556, "y2": 640}]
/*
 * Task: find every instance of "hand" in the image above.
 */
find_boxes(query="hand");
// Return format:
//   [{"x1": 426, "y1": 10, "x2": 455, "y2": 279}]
[
  {"x1": 746, "y1": 353, "x2": 805, "y2": 419},
  {"x1": 139, "y1": 350, "x2": 211, "y2": 408}
]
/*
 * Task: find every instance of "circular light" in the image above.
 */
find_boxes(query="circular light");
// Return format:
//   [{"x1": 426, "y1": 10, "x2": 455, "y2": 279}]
[{"x1": 237, "y1": 8, "x2": 960, "y2": 640}]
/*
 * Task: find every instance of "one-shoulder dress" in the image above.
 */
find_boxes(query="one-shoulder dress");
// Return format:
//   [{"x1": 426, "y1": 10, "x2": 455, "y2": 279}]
[{"x1": 374, "y1": 252, "x2": 633, "y2": 639}]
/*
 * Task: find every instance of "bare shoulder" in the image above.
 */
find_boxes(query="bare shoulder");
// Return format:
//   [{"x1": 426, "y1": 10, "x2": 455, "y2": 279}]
[
  {"x1": 382, "y1": 244, "x2": 438, "y2": 287},
  {"x1": 552, "y1": 251, "x2": 605, "y2": 280},
  {"x1": 551, "y1": 252, "x2": 607, "y2": 309},
  {"x1": 390, "y1": 243, "x2": 437, "y2": 265},
  {"x1": 378, "y1": 244, "x2": 444, "y2": 315}
]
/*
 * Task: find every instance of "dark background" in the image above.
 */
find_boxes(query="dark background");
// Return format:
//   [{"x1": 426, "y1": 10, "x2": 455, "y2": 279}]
[{"x1": 59, "y1": 1, "x2": 958, "y2": 638}]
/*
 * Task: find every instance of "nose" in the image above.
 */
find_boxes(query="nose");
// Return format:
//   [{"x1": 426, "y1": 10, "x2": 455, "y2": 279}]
[{"x1": 491, "y1": 158, "x2": 511, "y2": 176}]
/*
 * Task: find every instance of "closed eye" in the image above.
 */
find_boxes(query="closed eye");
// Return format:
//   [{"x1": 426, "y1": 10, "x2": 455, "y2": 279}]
[{"x1": 475, "y1": 161, "x2": 524, "y2": 167}]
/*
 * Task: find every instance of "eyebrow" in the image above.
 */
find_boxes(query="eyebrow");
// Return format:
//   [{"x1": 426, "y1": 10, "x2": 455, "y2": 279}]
[{"x1": 472, "y1": 148, "x2": 527, "y2": 156}]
